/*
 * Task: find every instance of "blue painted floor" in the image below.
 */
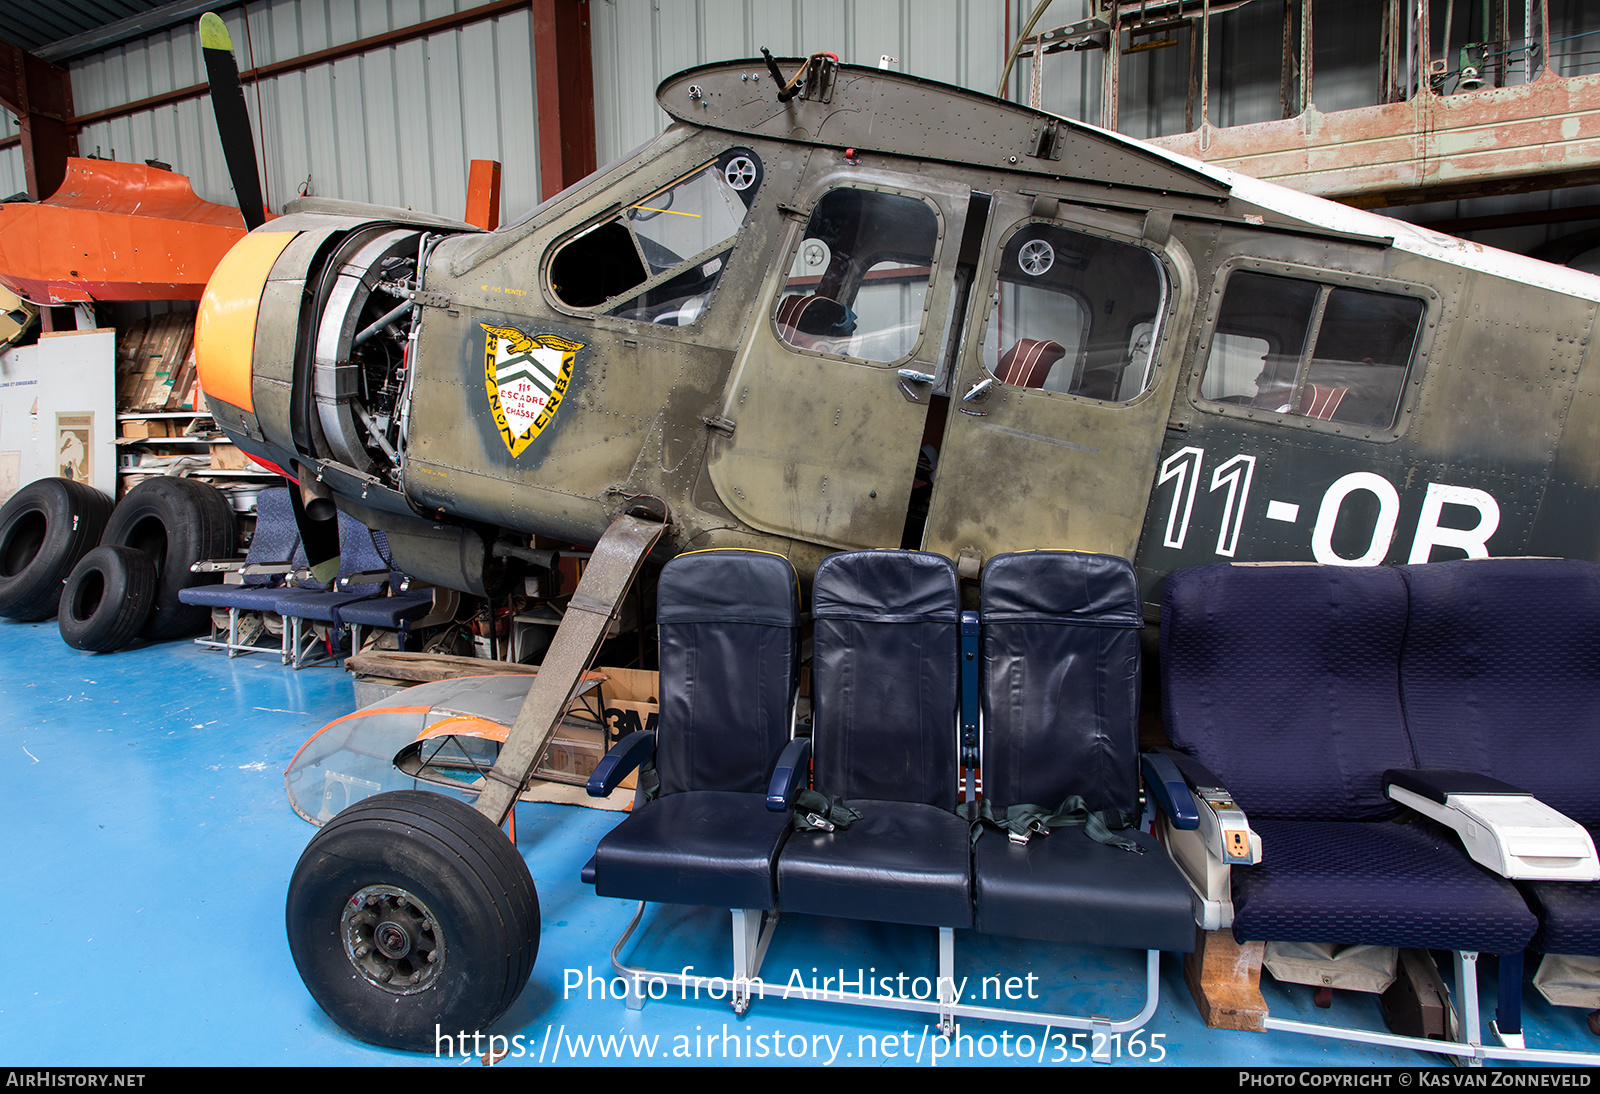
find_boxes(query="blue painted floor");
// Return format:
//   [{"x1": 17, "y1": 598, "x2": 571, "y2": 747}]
[{"x1": 3, "y1": 617, "x2": 1596, "y2": 1067}]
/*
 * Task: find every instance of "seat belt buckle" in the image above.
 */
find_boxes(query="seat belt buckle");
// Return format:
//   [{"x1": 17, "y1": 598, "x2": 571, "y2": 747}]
[
  {"x1": 1010, "y1": 816, "x2": 1049, "y2": 844},
  {"x1": 804, "y1": 812, "x2": 836, "y2": 832}
]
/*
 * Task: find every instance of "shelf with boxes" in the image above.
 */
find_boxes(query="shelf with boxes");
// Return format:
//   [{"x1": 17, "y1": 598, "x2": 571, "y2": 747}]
[
  {"x1": 113, "y1": 314, "x2": 278, "y2": 508},
  {"x1": 116, "y1": 412, "x2": 276, "y2": 517}
]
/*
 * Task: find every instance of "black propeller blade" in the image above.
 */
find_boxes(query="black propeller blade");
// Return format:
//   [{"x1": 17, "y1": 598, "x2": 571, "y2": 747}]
[
  {"x1": 199, "y1": 15, "x2": 342, "y2": 576},
  {"x1": 199, "y1": 12, "x2": 267, "y2": 230}
]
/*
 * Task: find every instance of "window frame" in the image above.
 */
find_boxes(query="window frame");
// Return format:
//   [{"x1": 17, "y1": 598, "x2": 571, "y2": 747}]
[
  {"x1": 768, "y1": 183, "x2": 947, "y2": 368},
  {"x1": 541, "y1": 150, "x2": 762, "y2": 326},
  {"x1": 1192, "y1": 258, "x2": 1439, "y2": 442},
  {"x1": 975, "y1": 217, "x2": 1173, "y2": 406}
]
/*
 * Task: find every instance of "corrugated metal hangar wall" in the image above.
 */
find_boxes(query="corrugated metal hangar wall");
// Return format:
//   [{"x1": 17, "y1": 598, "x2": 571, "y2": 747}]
[{"x1": 2, "y1": 1, "x2": 1597, "y2": 225}]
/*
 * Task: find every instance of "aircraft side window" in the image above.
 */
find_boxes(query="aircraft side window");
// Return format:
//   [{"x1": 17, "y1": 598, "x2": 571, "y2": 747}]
[
  {"x1": 1200, "y1": 270, "x2": 1424, "y2": 431},
  {"x1": 548, "y1": 149, "x2": 761, "y2": 325},
  {"x1": 773, "y1": 189, "x2": 939, "y2": 364},
  {"x1": 982, "y1": 223, "x2": 1167, "y2": 401}
]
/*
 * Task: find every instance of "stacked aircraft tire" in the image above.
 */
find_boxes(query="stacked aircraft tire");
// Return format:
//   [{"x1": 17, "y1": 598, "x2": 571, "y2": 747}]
[
  {"x1": 58, "y1": 478, "x2": 237, "y2": 651},
  {"x1": 57, "y1": 546, "x2": 158, "y2": 652},
  {"x1": 0, "y1": 478, "x2": 114, "y2": 623},
  {"x1": 97, "y1": 477, "x2": 236, "y2": 643}
]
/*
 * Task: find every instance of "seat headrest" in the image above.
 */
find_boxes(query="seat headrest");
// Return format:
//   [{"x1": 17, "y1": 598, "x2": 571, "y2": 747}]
[
  {"x1": 1298, "y1": 382, "x2": 1349, "y2": 420},
  {"x1": 996, "y1": 338, "x2": 1066, "y2": 388},
  {"x1": 657, "y1": 549, "x2": 801, "y2": 627},
  {"x1": 812, "y1": 550, "x2": 958, "y2": 623},
  {"x1": 981, "y1": 551, "x2": 1142, "y2": 626},
  {"x1": 776, "y1": 294, "x2": 856, "y2": 338}
]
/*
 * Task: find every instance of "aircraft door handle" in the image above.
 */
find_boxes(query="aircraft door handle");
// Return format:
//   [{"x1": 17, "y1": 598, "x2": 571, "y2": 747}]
[
  {"x1": 897, "y1": 368, "x2": 935, "y2": 403},
  {"x1": 958, "y1": 377, "x2": 994, "y2": 416}
]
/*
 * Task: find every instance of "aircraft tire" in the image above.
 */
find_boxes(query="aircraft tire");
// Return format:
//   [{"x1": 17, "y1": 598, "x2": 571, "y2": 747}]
[
  {"x1": 57, "y1": 546, "x2": 157, "y2": 652},
  {"x1": 285, "y1": 789, "x2": 540, "y2": 1051},
  {"x1": 0, "y1": 477, "x2": 114, "y2": 621},
  {"x1": 102, "y1": 477, "x2": 236, "y2": 641}
]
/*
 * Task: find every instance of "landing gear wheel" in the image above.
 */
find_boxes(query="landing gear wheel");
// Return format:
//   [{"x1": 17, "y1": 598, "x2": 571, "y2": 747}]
[{"x1": 286, "y1": 789, "x2": 540, "y2": 1050}]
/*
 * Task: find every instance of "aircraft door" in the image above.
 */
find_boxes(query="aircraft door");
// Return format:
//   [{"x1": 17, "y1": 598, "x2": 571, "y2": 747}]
[
  {"x1": 705, "y1": 173, "x2": 973, "y2": 549},
  {"x1": 924, "y1": 195, "x2": 1192, "y2": 564}
]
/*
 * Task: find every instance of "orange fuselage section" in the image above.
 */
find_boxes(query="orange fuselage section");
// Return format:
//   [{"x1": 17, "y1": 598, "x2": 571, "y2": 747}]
[{"x1": 0, "y1": 157, "x2": 254, "y2": 303}]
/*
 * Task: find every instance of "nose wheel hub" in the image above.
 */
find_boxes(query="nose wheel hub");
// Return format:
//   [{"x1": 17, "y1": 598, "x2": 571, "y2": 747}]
[{"x1": 341, "y1": 885, "x2": 445, "y2": 995}]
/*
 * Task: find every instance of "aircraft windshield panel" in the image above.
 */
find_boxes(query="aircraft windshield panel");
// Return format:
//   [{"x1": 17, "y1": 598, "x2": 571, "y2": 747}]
[
  {"x1": 1200, "y1": 270, "x2": 1424, "y2": 431},
  {"x1": 627, "y1": 166, "x2": 749, "y2": 275},
  {"x1": 774, "y1": 189, "x2": 939, "y2": 364},
  {"x1": 982, "y1": 223, "x2": 1166, "y2": 402},
  {"x1": 549, "y1": 151, "x2": 760, "y2": 325}
]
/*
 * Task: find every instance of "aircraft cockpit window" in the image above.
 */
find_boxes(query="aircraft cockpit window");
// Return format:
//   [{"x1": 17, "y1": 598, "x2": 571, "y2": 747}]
[
  {"x1": 1200, "y1": 271, "x2": 1425, "y2": 431},
  {"x1": 982, "y1": 224, "x2": 1166, "y2": 401},
  {"x1": 773, "y1": 189, "x2": 940, "y2": 363},
  {"x1": 548, "y1": 149, "x2": 761, "y2": 326}
]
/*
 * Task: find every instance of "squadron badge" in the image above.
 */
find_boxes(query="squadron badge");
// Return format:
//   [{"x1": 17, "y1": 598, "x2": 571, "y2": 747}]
[{"x1": 481, "y1": 324, "x2": 582, "y2": 457}]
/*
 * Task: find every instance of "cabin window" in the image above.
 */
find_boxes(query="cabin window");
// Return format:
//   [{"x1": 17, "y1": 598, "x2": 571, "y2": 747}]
[
  {"x1": 773, "y1": 189, "x2": 940, "y2": 364},
  {"x1": 1199, "y1": 270, "x2": 1424, "y2": 431},
  {"x1": 548, "y1": 150, "x2": 761, "y2": 324},
  {"x1": 981, "y1": 224, "x2": 1166, "y2": 401}
]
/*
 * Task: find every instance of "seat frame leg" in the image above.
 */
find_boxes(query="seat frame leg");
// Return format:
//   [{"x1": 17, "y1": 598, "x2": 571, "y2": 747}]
[
  {"x1": 937, "y1": 927, "x2": 956, "y2": 1037},
  {"x1": 730, "y1": 908, "x2": 776, "y2": 1016},
  {"x1": 1454, "y1": 950, "x2": 1484, "y2": 1067},
  {"x1": 607, "y1": 901, "x2": 781, "y2": 1017}
]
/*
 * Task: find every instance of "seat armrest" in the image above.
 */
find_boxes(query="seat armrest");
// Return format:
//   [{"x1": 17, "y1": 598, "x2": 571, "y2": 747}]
[
  {"x1": 1149, "y1": 749, "x2": 1261, "y2": 931},
  {"x1": 1152, "y1": 748, "x2": 1261, "y2": 866},
  {"x1": 1156, "y1": 746, "x2": 1227, "y2": 793},
  {"x1": 241, "y1": 562, "x2": 296, "y2": 576},
  {"x1": 1386, "y1": 769, "x2": 1600, "y2": 881},
  {"x1": 190, "y1": 558, "x2": 246, "y2": 573},
  {"x1": 587, "y1": 730, "x2": 656, "y2": 797},
  {"x1": 340, "y1": 569, "x2": 393, "y2": 589},
  {"x1": 766, "y1": 737, "x2": 812, "y2": 811},
  {"x1": 1142, "y1": 752, "x2": 1200, "y2": 830},
  {"x1": 959, "y1": 611, "x2": 980, "y2": 768},
  {"x1": 1384, "y1": 768, "x2": 1524, "y2": 804}
]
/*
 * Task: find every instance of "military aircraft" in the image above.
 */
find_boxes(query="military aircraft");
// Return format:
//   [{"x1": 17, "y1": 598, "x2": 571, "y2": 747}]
[{"x1": 189, "y1": 21, "x2": 1600, "y2": 1050}]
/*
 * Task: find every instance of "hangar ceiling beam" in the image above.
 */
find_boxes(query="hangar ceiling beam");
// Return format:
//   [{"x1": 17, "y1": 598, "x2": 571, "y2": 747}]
[{"x1": 0, "y1": 38, "x2": 76, "y2": 200}]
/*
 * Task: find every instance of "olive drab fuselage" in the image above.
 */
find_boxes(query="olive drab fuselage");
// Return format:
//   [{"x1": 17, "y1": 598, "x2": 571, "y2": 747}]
[{"x1": 197, "y1": 58, "x2": 1600, "y2": 612}]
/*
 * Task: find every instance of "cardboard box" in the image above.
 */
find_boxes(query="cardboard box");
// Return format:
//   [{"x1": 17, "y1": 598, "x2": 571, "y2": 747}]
[
  {"x1": 165, "y1": 347, "x2": 198, "y2": 411},
  {"x1": 120, "y1": 418, "x2": 171, "y2": 439},
  {"x1": 527, "y1": 666, "x2": 660, "y2": 792},
  {"x1": 538, "y1": 715, "x2": 609, "y2": 783},
  {"x1": 128, "y1": 313, "x2": 195, "y2": 410},
  {"x1": 209, "y1": 442, "x2": 252, "y2": 471},
  {"x1": 597, "y1": 666, "x2": 660, "y2": 746}
]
